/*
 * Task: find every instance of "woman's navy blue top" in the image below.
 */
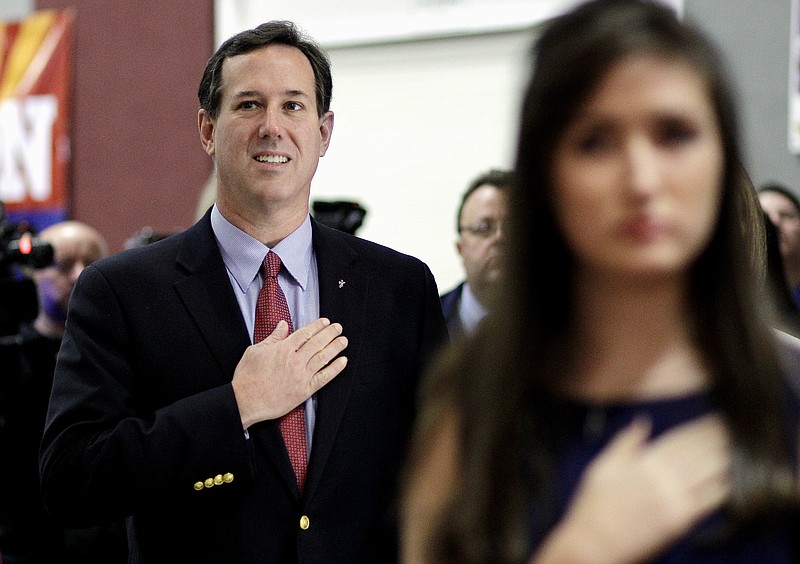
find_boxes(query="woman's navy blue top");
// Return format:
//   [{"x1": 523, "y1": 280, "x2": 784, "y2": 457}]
[{"x1": 526, "y1": 391, "x2": 800, "y2": 562}]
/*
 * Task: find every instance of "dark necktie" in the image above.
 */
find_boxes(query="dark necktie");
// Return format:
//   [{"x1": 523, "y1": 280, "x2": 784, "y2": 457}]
[{"x1": 254, "y1": 251, "x2": 308, "y2": 494}]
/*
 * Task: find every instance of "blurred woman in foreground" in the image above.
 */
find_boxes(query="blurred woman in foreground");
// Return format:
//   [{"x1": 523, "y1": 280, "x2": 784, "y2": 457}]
[{"x1": 402, "y1": 1, "x2": 800, "y2": 562}]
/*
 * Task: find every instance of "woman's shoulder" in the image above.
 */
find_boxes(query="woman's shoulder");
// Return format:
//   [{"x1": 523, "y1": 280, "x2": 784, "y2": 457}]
[
  {"x1": 774, "y1": 330, "x2": 800, "y2": 395},
  {"x1": 772, "y1": 330, "x2": 800, "y2": 434}
]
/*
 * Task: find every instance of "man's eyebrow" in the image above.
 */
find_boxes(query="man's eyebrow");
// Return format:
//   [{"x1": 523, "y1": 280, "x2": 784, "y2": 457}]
[
  {"x1": 231, "y1": 89, "x2": 311, "y2": 99},
  {"x1": 232, "y1": 90, "x2": 260, "y2": 99},
  {"x1": 285, "y1": 89, "x2": 311, "y2": 99}
]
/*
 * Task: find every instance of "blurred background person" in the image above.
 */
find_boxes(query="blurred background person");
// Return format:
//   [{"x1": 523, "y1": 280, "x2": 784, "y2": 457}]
[
  {"x1": 763, "y1": 211, "x2": 800, "y2": 337},
  {"x1": 27, "y1": 221, "x2": 108, "y2": 340},
  {"x1": 736, "y1": 166, "x2": 800, "y2": 337},
  {"x1": 124, "y1": 226, "x2": 173, "y2": 249},
  {"x1": 0, "y1": 220, "x2": 128, "y2": 563},
  {"x1": 758, "y1": 183, "x2": 800, "y2": 311},
  {"x1": 440, "y1": 169, "x2": 512, "y2": 339},
  {"x1": 402, "y1": 1, "x2": 800, "y2": 562}
]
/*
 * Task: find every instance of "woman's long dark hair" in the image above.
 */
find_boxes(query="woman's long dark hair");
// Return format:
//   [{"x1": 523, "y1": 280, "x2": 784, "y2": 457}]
[{"x1": 416, "y1": 1, "x2": 798, "y2": 561}]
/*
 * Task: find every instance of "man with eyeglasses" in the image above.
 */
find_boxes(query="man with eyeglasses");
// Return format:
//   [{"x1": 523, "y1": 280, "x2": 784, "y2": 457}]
[{"x1": 440, "y1": 169, "x2": 512, "y2": 338}]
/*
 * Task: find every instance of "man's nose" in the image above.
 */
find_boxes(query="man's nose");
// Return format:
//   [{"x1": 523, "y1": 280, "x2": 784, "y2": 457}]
[{"x1": 259, "y1": 108, "x2": 281, "y2": 138}]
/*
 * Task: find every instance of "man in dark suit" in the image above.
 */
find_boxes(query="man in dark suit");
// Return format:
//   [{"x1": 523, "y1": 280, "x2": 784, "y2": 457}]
[
  {"x1": 39, "y1": 21, "x2": 447, "y2": 563},
  {"x1": 440, "y1": 169, "x2": 511, "y2": 339}
]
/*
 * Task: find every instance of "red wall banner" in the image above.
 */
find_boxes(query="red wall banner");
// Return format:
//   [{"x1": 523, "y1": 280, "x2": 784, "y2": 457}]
[{"x1": 0, "y1": 9, "x2": 75, "y2": 231}]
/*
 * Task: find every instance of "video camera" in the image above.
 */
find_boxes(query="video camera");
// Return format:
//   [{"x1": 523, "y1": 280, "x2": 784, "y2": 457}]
[
  {"x1": 0, "y1": 201, "x2": 55, "y2": 341},
  {"x1": 0, "y1": 202, "x2": 55, "y2": 272}
]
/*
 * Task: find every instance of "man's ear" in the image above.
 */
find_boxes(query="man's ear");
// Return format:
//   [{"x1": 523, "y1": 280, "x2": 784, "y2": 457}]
[
  {"x1": 198, "y1": 109, "x2": 215, "y2": 157},
  {"x1": 318, "y1": 111, "x2": 334, "y2": 157}
]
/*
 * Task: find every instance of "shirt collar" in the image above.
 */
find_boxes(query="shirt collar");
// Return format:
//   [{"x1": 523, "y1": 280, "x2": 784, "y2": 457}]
[
  {"x1": 459, "y1": 282, "x2": 488, "y2": 333},
  {"x1": 210, "y1": 205, "x2": 313, "y2": 292}
]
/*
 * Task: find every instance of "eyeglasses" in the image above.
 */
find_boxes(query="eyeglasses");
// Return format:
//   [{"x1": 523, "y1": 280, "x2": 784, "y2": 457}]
[{"x1": 459, "y1": 219, "x2": 504, "y2": 239}]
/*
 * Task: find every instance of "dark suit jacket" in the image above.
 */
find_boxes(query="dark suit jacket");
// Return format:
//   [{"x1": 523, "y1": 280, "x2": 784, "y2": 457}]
[
  {"x1": 440, "y1": 282, "x2": 466, "y2": 340},
  {"x1": 39, "y1": 212, "x2": 448, "y2": 563}
]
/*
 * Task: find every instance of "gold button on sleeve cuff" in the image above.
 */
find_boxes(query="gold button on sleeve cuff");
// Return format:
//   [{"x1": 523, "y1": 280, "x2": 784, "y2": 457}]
[{"x1": 194, "y1": 472, "x2": 235, "y2": 491}]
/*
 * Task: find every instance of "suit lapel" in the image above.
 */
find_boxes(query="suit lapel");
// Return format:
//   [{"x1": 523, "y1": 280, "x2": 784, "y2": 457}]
[
  {"x1": 171, "y1": 216, "x2": 372, "y2": 498},
  {"x1": 303, "y1": 221, "x2": 366, "y2": 499},
  {"x1": 172, "y1": 214, "x2": 251, "y2": 379},
  {"x1": 172, "y1": 215, "x2": 300, "y2": 493}
]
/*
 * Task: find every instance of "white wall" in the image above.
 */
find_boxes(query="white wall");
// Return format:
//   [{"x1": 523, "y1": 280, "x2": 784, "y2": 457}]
[
  {"x1": 685, "y1": 1, "x2": 800, "y2": 195},
  {"x1": 214, "y1": 0, "x2": 681, "y2": 293},
  {"x1": 315, "y1": 31, "x2": 531, "y2": 292}
]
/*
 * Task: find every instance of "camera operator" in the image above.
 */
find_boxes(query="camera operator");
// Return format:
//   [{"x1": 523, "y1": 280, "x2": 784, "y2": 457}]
[
  {"x1": 0, "y1": 220, "x2": 128, "y2": 563},
  {"x1": 0, "y1": 208, "x2": 53, "y2": 435}
]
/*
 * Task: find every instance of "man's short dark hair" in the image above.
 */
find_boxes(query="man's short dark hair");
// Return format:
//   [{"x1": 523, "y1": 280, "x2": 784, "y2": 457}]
[
  {"x1": 198, "y1": 20, "x2": 333, "y2": 120},
  {"x1": 456, "y1": 169, "x2": 513, "y2": 233}
]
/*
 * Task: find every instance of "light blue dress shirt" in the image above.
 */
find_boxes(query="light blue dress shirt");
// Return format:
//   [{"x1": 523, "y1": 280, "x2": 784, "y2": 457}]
[
  {"x1": 458, "y1": 282, "x2": 488, "y2": 335},
  {"x1": 210, "y1": 205, "x2": 319, "y2": 452}
]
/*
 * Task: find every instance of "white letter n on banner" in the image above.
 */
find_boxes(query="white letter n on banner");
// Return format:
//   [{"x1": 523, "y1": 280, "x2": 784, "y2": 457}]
[{"x1": 0, "y1": 95, "x2": 58, "y2": 203}]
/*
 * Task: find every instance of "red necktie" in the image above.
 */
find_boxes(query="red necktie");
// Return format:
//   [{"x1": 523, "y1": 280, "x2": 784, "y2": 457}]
[{"x1": 254, "y1": 251, "x2": 308, "y2": 494}]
